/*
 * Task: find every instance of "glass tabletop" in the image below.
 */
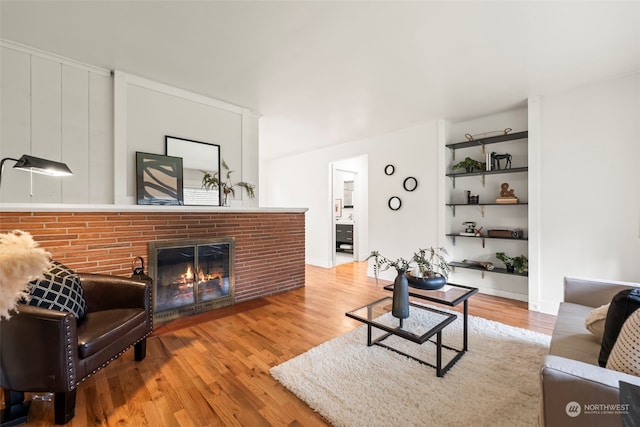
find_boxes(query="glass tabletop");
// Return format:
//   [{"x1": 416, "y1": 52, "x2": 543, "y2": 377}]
[
  {"x1": 345, "y1": 297, "x2": 457, "y2": 344},
  {"x1": 383, "y1": 282, "x2": 478, "y2": 306}
]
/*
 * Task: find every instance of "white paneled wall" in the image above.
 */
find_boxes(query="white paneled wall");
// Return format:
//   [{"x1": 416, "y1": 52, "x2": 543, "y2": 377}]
[
  {"x1": 1, "y1": 42, "x2": 257, "y2": 206},
  {"x1": 0, "y1": 43, "x2": 113, "y2": 204}
]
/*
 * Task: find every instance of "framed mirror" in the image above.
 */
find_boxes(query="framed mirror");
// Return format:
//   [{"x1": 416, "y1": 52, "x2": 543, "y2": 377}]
[
  {"x1": 343, "y1": 180, "x2": 354, "y2": 207},
  {"x1": 403, "y1": 177, "x2": 418, "y2": 192},
  {"x1": 166, "y1": 136, "x2": 221, "y2": 206},
  {"x1": 388, "y1": 196, "x2": 402, "y2": 211},
  {"x1": 384, "y1": 164, "x2": 395, "y2": 176}
]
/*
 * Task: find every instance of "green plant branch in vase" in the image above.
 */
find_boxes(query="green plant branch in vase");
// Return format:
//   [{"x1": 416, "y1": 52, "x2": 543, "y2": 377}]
[
  {"x1": 202, "y1": 159, "x2": 256, "y2": 206},
  {"x1": 366, "y1": 246, "x2": 450, "y2": 318}
]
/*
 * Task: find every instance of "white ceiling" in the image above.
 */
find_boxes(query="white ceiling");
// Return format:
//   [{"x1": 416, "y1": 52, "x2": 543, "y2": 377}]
[{"x1": 2, "y1": 1, "x2": 639, "y2": 160}]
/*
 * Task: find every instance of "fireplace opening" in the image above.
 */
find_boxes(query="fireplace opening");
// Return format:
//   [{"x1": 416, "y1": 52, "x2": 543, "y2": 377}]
[{"x1": 149, "y1": 238, "x2": 235, "y2": 323}]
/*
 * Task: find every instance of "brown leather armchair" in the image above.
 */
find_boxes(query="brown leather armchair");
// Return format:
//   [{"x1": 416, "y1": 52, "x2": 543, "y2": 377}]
[{"x1": 1, "y1": 273, "x2": 153, "y2": 424}]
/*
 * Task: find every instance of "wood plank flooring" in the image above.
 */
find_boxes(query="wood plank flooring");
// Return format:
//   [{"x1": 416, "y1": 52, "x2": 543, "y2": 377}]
[{"x1": 9, "y1": 262, "x2": 556, "y2": 426}]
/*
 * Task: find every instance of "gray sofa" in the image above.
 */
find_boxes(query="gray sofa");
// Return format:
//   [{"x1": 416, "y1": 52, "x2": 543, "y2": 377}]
[{"x1": 540, "y1": 276, "x2": 640, "y2": 427}]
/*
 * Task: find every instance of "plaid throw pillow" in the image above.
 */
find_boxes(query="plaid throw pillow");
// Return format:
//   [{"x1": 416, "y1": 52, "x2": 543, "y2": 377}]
[{"x1": 27, "y1": 260, "x2": 87, "y2": 318}]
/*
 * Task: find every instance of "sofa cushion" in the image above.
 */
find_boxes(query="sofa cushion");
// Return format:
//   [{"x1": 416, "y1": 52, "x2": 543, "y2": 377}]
[
  {"x1": 76, "y1": 308, "x2": 146, "y2": 359},
  {"x1": 606, "y1": 309, "x2": 640, "y2": 376},
  {"x1": 585, "y1": 303, "x2": 609, "y2": 339},
  {"x1": 549, "y1": 302, "x2": 602, "y2": 365},
  {"x1": 27, "y1": 260, "x2": 87, "y2": 318},
  {"x1": 599, "y1": 288, "x2": 640, "y2": 367}
]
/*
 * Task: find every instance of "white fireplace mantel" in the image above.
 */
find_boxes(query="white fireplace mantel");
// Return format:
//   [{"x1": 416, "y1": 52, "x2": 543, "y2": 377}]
[{"x1": 0, "y1": 203, "x2": 308, "y2": 214}]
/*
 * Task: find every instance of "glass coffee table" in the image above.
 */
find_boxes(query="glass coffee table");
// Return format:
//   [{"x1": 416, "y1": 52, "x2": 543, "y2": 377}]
[
  {"x1": 383, "y1": 282, "x2": 478, "y2": 353},
  {"x1": 346, "y1": 297, "x2": 458, "y2": 377}
]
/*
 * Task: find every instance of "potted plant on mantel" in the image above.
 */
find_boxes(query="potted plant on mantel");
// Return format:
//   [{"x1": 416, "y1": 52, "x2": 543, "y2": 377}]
[
  {"x1": 367, "y1": 246, "x2": 450, "y2": 319},
  {"x1": 202, "y1": 159, "x2": 256, "y2": 206},
  {"x1": 495, "y1": 252, "x2": 528, "y2": 274}
]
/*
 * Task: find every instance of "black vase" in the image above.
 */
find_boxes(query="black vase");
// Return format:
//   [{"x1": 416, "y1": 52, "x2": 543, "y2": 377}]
[{"x1": 392, "y1": 269, "x2": 410, "y2": 319}]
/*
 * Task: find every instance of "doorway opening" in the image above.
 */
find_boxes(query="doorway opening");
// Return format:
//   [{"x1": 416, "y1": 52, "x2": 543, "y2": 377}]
[{"x1": 331, "y1": 155, "x2": 368, "y2": 267}]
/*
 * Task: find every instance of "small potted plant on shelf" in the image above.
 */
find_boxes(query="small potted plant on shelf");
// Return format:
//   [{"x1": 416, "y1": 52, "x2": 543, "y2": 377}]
[
  {"x1": 452, "y1": 157, "x2": 485, "y2": 173},
  {"x1": 202, "y1": 159, "x2": 256, "y2": 206},
  {"x1": 495, "y1": 252, "x2": 528, "y2": 274}
]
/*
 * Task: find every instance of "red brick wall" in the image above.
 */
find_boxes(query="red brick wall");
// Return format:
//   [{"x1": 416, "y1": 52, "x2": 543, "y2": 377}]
[{"x1": 0, "y1": 211, "x2": 306, "y2": 303}]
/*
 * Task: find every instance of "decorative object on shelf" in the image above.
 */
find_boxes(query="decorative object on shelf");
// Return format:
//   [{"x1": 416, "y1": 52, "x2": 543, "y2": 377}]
[
  {"x1": 388, "y1": 196, "x2": 402, "y2": 211},
  {"x1": 464, "y1": 128, "x2": 512, "y2": 141},
  {"x1": 490, "y1": 152, "x2": 512, "y2": 170},
  {"x1": 452, "y1": 157, "x2": 485, "y2": 173},
  {"x1": 496, "y1": 252, "x2": 528, "y2": 274},
  {"x1": 461, "y1": 259, "x2": 495, "y2": 271},
  {"x1": 469, "y1": 194, "x2": 480, "y2": 204},
  {"x1": 403, "y1": 177, "x2": 418, "y2": 192},
  {"x1": 202, "y1": 159, "x2": 255, "y2": 207},
  {"x1": 487, "y1": 228, "x2": 523, "y2": 238},
  {"x1": 335, "y1": 199, "x2": 342, "y2": 217},
  {"x1": 166, "y1": 136, "x2": 221, "y2": 206},
  {"x1": 0, "y1": 230, "x2": 51, "y2": 319},
  {"x1": 461, "y1": 221, "x2": 483, "y2": 237},
  {"x1": 384, "y1": 164, "x2": 395, "y2": 176},
  {"x1": 496, "y1": 182, "x2": 518, "y2": 204},
  {"x1": 367, "y1": 246, "x2": 450, "y2": 314},
  {"x1": 136, "y1": 152, "x2": 184, "y2": 206}
]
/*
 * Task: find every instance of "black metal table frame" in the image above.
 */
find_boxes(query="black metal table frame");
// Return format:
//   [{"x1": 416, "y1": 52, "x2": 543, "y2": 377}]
[
  {"x1": 383, "y1": 282, "x2": 478, "y2": 355},
  {"x1": 346, "y1": 298, "x2": 458, "y2": 377}
]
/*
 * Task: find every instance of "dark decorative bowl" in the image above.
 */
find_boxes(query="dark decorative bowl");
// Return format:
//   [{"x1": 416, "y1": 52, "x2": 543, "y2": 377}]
[{"x1": 406, "y1": 273, "x2": 446, "y2": 290}]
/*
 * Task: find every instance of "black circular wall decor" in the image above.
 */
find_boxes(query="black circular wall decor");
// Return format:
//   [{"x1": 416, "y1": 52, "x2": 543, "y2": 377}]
[
  {"x1": 384, "y1": 164, "x2": 395, "y2": 176},
  {"x1": 388, "y1": 196, "x2": 402, "y2": 211},
  {"x1": 403, "y1": 177, "x2": 418, "y2": 192}
]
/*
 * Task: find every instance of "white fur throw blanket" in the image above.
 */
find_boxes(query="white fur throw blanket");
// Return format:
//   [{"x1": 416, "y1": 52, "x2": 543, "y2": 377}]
[{"x1": 0, "y1": 230, "x2": 51, "y2": 319}]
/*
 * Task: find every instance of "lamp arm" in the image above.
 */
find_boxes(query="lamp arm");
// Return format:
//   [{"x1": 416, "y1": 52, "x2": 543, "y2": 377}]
[{"x1": 0, "y1": 157, "x2": 19, "y2": 190}]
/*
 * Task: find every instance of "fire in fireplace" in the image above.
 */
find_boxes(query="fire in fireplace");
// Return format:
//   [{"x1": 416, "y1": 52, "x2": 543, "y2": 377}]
[{"x1": 149, "y1": 237, "x2": 235, "y2": 323}]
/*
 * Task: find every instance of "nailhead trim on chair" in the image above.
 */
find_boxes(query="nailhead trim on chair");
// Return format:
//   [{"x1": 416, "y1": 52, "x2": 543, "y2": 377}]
[{"x1": 64, "y1": 316, "x2": 76, "y2": 390}]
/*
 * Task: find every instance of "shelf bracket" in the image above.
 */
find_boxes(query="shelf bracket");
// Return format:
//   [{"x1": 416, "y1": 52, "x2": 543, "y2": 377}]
[
  {"x1": 481, "y1": 237, "x2": 485, "y2": 248},
  {"x1": 481, "y1": 143, "x2": 485, "y2": 155},
  {"x1": 452, "y1": 148, "x2": 456, "y2": 161},
  {"x1": 481, "y1": 271, "x2": 485, "y2": 279},
  {"x1": 452, "y1": 176, "x2": 456, "y2": 189},
  {"x1": 481, "y1": 174, "x2": 486, "y2": 187},
  {"x1": 451, "y1": 236, "x2": 456, "y2": 246},
  {"x1": 480, "y1": 205, "x2": 485, "y2": 217},
  {"x1": 451, "y1": 205, "x2": 456, "y2": 217}
]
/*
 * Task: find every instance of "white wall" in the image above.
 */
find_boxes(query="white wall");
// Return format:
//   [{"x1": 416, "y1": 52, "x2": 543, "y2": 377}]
[
  {"x1": 0, "y1": 43, "x2": 113, "y2": 204},
  {"x1": 0, "y1": 42, "x2": 259, "y2": 207},
  {"x1": 263, "y1": 120, "x2": 439, "y2": 275},
  {"x1": 113, "y1": 71, "x2": 259, "y2": 206},
  {"x1": 265, "y1": 73, "x2": 640, "y2": 314},
  {"x1": 537, "y1": 72, "x2": 640, "y2": 313}
]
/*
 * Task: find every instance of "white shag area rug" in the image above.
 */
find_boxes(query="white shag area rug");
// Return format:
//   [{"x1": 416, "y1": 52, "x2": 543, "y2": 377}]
[{"x1": 271, "y1": 306, "x2": 551, "y2": 427}]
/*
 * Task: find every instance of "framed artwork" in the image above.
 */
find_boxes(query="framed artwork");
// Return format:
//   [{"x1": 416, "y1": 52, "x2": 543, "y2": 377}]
[
  {"x1": 136, "y1": 152, "x2": 184, "y2": 205},
  {"x1": 165, "y1": 136, "x2": 221, "y2": 206},
  {"x1": 335, "y1": 199, "x2": 342, "y2": 217}
]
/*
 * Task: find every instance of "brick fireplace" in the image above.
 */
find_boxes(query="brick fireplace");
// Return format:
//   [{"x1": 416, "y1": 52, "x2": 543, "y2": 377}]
[{"x1": 0, "y1": 207, "x2": 306, "y2": 314}]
